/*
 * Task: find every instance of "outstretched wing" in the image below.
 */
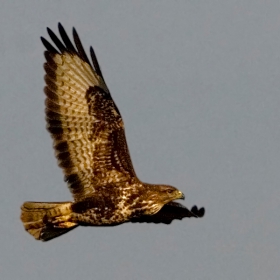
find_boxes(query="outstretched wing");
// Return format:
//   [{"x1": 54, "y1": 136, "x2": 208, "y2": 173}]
[
  {"x1": 130, "y1": 203, "x2": 205, "y2": 224},
  {"x1": 42, "y1": 23, "x2": 137, "y2": 201}
]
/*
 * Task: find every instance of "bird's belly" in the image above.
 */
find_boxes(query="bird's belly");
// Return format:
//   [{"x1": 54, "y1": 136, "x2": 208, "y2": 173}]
[{"x1": 71, "y1": 207, "x2": 131, "y2": 226}]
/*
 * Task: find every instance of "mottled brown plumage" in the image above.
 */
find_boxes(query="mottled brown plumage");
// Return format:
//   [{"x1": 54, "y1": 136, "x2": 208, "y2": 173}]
[{"x1": 20, "y1": 23, "x2": 205, "y2": 241}]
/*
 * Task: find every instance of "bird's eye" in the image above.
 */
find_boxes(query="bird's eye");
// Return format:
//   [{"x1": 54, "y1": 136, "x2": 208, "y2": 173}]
[{"x1": 167, "y1": 189, "x2": 173, "y2": 194}]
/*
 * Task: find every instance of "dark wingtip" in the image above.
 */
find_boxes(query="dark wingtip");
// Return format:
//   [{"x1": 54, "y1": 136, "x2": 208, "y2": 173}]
[
  {"x1": 72, "y1": 26, "x2": 77, "y2": 36},
  {"x1": 191, "y1": 205, "x2": 198, "y2": 213},
  {"x1": 90, "y1": 46, "x2": 103, "y2": 78},
  {"x1": 72, "y1": 26, "x2": 92, "y2": 67},
  {"x1": 46, "y1": 27, "x2": 52, "y2": 36},
  {"x1": 41, "y1": 36, "x2": 59, "y2": 53},
  {"x1": 42, "y1": 23, "x2": 106, "y2": 85},
  {"x1": 191, "y1": 206, "x2": 205, "y2": 218},
  {"x1": 198, "y1": 207, "x2": 205, "y2": 217},
  {"x1": 72, "y1": 27, "x2": 79, "y2": 44}
]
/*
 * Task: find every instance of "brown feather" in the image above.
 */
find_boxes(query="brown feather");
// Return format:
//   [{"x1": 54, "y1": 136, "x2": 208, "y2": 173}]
[
  {"x1": 20, "y1": 23, "x2": 205, "y2": 242},
  {"x1": 42, "y1": 26, "x2": 137, "y2": 201}
]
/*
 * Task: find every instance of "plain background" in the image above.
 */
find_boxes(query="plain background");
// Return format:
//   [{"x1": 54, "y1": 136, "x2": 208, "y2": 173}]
[{"x1": 1, "y1": 1, "x2": 280, "y2": 279}]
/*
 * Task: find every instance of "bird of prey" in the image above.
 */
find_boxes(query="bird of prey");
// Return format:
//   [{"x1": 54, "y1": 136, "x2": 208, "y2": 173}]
[{"x1": 20, "y1": 23, "x2": 205, "y2": 241}]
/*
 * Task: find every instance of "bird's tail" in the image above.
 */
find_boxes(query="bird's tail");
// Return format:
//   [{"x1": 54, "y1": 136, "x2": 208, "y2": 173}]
[{"x1": 20, "y1": 201, "x2": 78, "y2": 241}]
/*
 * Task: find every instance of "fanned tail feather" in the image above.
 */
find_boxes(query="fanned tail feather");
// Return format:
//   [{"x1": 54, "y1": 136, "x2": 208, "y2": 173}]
[{"x1": 20, "y1": 201, "x2": 77, "y2": 241}]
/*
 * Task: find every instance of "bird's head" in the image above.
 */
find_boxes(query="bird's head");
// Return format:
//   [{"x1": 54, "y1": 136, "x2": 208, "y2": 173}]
[{"x1": 142, "y1": 184, "x2": 185, "y2": 215}]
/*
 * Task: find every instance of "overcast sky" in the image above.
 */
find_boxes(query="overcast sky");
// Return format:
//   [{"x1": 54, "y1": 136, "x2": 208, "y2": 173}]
[{"x1": 1, "y1": 1, "x2": 280, "y2": 279}]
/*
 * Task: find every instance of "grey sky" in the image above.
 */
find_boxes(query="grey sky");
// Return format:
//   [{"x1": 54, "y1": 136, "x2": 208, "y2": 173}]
[{"x1": 1, "y1": 1, "x2": 280, "y2": 279}]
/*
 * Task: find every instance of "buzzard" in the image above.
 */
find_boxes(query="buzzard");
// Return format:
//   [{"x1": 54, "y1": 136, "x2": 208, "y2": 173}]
[{"x1": 20, "y1": 23, "x2": 205, "y2": 241}]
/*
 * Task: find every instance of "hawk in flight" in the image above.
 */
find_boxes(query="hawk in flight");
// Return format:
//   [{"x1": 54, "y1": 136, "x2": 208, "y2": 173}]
[{"x1": 20, "y1": 23, "x2": 205, "y2": 241}]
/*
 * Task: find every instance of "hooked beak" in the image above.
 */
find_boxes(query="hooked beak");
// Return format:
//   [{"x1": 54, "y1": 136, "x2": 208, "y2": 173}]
[{"x1": 179, "y1": 191, "x2": 185, "y2": 200}]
